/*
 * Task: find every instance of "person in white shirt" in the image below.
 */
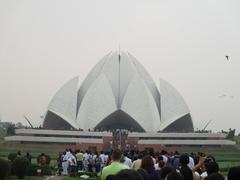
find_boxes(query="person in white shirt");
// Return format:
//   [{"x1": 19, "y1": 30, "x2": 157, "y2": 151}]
[
  {"x1": 188, "y1": 156, "x2": 195, "y2": 170},
  {"x1": 88, "y1": 152, "x2": 94, "y2": 172},
  {"x1": 104, "y1": 152, "x2": 109, "y2": 165},
  {"x1": 154, "y1": 155, "x2": 165, "y2": 170},
  {"x1": 99, "y1": 151, "x2": 106, "y2": 168},
  {"x1": 131, "y1": 153, "x2": 143, "y2": 170},
  {"x1": 122, "y1": 152, "x2": 132, "y2": 168},
  {"x1": 161, "y1": 155, "x2": 168, "y2": 165},
  {"x1": 83, "y1": 151, "x2": 89, "y2": 172},
  {"x1": 68, "y1": 153, "x2": 77, "y2": 175},
  {"x1": 62, "y1": 151, "x2": 69, "y2": 176}
]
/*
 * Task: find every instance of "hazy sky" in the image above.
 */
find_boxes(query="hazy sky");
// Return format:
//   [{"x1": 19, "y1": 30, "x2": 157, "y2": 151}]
[{"x1": 0, "y1": 0, "x2": 240, "y2": 132}]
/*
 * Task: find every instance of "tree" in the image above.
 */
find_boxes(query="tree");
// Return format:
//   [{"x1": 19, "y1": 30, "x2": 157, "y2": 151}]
[
  {"x1": 226, "y1": 128, "x2": 235, "y2": 139},
  {"x1": 12, "y1": 157, "x2": 30, "y2": 179},
  {"x1": 6, "y1": 124, "x2": 15, "y2": 135},
  {"x1": 15, "y1": 122, "x2": 24, "y2": 129}
]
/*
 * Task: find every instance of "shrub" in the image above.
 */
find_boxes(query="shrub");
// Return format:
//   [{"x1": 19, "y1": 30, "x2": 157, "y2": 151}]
[
  {"x1": 41, "y1": 165, "x2": 54, "y2": 176},
  {"x1": 8, "y1": 153, "x2": 17, "y2": 162},
  {"x1": 0, "y1": 158, "x2": 10, "y2": 180},
  {"x1": 27, "y1": 164, "x2": 40, "y2": 176},
  {"x1": 45, "y1": 154, "x2": 51, "y2": 165},
  {"x1": 37, "y1": 154, "x2": 51, "y2": 165},
  {"x1": 12, "y1": 157, "x2": 30, "y2": 179}
]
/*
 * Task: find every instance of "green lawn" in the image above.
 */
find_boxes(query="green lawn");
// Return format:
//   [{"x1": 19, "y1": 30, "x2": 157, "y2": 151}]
[{"x1": 0, "y1": 141, "x2": 64, "y2": 159}]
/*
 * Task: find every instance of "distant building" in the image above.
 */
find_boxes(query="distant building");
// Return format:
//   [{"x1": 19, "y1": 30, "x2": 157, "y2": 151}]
[{"x1": 43, "y1": 51, "x2": 193, "y2": 132}]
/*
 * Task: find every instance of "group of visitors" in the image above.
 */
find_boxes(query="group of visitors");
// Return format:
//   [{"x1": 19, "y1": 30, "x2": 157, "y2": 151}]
[
  {"x1": 56, "y1": 148, "x2": 240, "y2": 180},
  {"x1": 57, "y1": 149, "x2": 109, "y2": 176},
  {"x1": 15, "y1": 151, "x2": 32, "y2": 163},
  {"x1": 101, "y1": 149, "x2": 240, "y2": 180}
]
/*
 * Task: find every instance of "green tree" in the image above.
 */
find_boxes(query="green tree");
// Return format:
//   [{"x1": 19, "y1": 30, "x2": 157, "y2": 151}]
[{"x1": 6, "y1": 123, "x2": 15, "y2": 135}]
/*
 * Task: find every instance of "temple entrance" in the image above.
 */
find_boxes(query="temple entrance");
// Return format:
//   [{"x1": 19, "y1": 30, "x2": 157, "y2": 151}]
[{"x1": 94, "y1": 110, "x2": 145, "y2": 132}]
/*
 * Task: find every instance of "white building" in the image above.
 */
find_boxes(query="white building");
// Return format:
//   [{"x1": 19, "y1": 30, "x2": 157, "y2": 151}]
[{"x1": 43, "y1": 51, "x2": 193, "y2": 132}]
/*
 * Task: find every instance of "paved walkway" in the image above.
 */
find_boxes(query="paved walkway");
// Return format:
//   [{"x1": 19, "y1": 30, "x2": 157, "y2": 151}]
[{"x1": 43, "y1": 176, "x2": 62, "y2": 180}]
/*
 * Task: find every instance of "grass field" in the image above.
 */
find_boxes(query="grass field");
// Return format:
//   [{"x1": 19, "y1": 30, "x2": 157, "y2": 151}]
[
  {"x1": 1, "y1": 140, "x2": 240, "y2": 178},
  {"x1": 0, "y1": 140, "x2": 65, "y2": 159}
]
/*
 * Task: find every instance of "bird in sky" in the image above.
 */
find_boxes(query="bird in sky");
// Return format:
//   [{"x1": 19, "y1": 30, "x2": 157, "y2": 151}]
[
  {"x1": 226, "y1": 55, "x2": 229, "y2": 61},
  {"x1": 218, "y1": 94, "x2": 234, "y2": 99},
  {"x1": 218, "y1": 94, "x2": 226, "y2": 98}
]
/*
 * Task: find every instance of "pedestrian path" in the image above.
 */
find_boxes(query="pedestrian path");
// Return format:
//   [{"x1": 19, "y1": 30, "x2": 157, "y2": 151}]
[{"x1": 43, "y1": 176, "x2": 62, "y2": 180}]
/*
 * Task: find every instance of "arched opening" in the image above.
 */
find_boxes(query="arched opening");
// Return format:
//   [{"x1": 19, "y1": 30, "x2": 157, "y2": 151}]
[
  {"x1": 43, "y1": 111, "x2": 75, "y2": 130},
  {"x1": 161, "y1": 113, "x2": 194, "y2": 132},
  {"x1": 94, "y1": 110, "x2": 145, "y2": 132}
]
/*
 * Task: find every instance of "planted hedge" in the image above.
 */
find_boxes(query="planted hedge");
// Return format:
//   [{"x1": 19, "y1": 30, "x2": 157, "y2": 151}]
[
  {"x1": 0, "y1": 158, "x2": 10, "y2": 180},
  {"x1": 12, "y1": 157, "x2": 30, "y2": 179},
  {"x1": 7, "y1": 153, "x2": 17, "y2": 162}
]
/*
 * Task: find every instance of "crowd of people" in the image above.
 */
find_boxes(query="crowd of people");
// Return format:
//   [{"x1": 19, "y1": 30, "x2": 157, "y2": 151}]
[
  {"x1": 56, "y1": 148, "x2": 240, "y2": 180},
  {"x1": 57, "y1": 149, "x2": 106, "y2": 176},
  {"x1": 15, "y1": 151, "x2": 32, "y2": 163}
]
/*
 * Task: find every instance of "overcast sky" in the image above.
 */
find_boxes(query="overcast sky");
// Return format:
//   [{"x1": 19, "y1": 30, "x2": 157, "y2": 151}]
[{"x1": 0, "y1": 0, "x2": 239, "y2": 132}]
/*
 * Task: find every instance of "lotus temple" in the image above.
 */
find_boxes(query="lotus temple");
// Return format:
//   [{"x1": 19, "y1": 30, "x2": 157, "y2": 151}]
[
  {"x1": 5, "y1": 51, "x2": 235, "y2": 150},
  {"x1": 43, "y1": 51, "x2": 193, "y2": 132}
]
